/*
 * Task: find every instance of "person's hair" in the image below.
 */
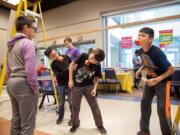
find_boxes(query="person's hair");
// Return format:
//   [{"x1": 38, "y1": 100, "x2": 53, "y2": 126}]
[
  {"x1": 93, "y1": 48, "x2": 105, "y2": 62},
  {"x1": 15, "y1": 16, "x2": 35, "y2": 32},
  {"x1": 88, "y1": 48, "x2": 94, "y2": 54},
  {"x1": 139, "y1": 27, "x2": 154, "y2": 38},
  {"x1": 135, "y1": 49, "x2": 141, "y2": 56},
  {"x1": 64, "y1": 37, "x2": 72, "y2": 43},
  {"x1": 44, "y1": 46, "x2": 54, "y2": 57}
]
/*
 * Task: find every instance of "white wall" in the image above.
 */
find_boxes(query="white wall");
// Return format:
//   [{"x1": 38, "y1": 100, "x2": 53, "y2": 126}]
[
  {"x1": 0, "y1": 8, "x2": 10, "y2": 65},
  {"x1": 36, "y1": 0, "x2": 178, "y2": 48}
]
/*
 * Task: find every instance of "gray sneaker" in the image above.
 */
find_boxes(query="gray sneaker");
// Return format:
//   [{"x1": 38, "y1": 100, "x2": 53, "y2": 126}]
[{"x1": 98, "y1": 126, "x2": 107, "y2": 134}]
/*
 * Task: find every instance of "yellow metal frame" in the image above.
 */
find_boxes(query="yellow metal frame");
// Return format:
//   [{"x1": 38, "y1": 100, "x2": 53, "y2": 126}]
[{"x1": 0, "y1": 0, "x2": 59, "y2": 107}]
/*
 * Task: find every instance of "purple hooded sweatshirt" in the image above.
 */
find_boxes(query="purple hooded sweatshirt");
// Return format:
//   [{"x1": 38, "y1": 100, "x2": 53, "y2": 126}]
[{"x1": 7, "y1": 33, "x2": 38, "y2": 93}]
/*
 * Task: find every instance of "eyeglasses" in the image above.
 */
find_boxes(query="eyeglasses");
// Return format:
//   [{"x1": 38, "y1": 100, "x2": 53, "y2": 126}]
[{"x1": 30, "y1": 26, "x2": 37, "y2": 32}]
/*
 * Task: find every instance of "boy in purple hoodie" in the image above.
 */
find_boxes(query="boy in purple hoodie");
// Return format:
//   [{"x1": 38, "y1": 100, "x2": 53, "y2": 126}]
[{"x1": 6, "y1": 16, "x2": 38, "y2": 135}]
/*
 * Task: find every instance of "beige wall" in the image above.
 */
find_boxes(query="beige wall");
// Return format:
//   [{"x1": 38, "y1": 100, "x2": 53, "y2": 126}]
[
  {"x1": 0, "y1": 8, "x2": 10, "y2": 65},
  {"x1": 37, "y1": 0, "x2": 178, "y2": 48},
  {"x1": 0, "y1": 0, "x2": 178, "y2": 64},
  {"x1": 0, "y1": 8, "x2": 9, "y2": 29}
]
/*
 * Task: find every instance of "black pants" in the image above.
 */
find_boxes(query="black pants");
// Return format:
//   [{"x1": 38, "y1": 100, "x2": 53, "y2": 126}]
[
  {"x1": 140, "y1": 81, "x2": 173, "y2": 135},
  {"x1": 174, "y1": 86, "x2": 180, "y2": 97}
]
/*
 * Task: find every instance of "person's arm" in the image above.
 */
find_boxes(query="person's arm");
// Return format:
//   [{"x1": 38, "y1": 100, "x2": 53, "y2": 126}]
[
  {"x1": 68, "y1": 53, "x2": 85, "y2": 89},
  {"x1": 22, "y1": 40, "x2": 38, "y2": 94},
  {"x1": 68, "y1": 61, "x2": 76, "y2": 89},
  {"x1": 91, "y1": 77, "x2": 99, "y2": 97},
  {"x1": 135, "y1": 65, "x2": 144, "y2": 78},
  {"x1": 91, "y1": 64, "x2": 102, "y2": 97},
  {"x1": 6, "y1": 52, "x2": 11, "y2": 78},
  {"x1": 6, "y1": 61, "x2": 11, "y2": 78},
  {"x1": 146, "y1": 65, "x2": 175, "y2": 87}
]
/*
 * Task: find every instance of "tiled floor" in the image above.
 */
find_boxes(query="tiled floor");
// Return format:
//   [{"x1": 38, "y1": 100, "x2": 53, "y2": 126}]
[{"x1": 0, "y1": 87, "x2": 179, "y2": 135}]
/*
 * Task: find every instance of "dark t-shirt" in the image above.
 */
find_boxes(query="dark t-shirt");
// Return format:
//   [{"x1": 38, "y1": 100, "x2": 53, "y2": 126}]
[
  {"x1": 140, "y1": 45, "x2": 171, "y2": 81},
  {"x1": 74, "y1": 53, "x2": 101, "y2": 86},
  {"x1": 51, "y1": 55, "x2": 71, "y2": 85}
]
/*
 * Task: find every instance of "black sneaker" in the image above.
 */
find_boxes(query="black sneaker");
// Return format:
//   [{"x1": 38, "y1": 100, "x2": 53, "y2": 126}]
[
  {"x1": 98, "y1": 126, "x2": 107, "y2": 134},
  {"x1": 70, "y1": 124, "x2": 79, "y2": 132},
  {"x1": 68, "y1": 119, "x2": 72, "y2": 126},
  {"x1": 68, "y1": 119, "x2": 80, "y2": 126},
  {"x1": 56, "y1": 118, "x2": 63, "y2": 124},
  {"x1": 137, "y1": 131, "x2": 150, "y2": 135}
]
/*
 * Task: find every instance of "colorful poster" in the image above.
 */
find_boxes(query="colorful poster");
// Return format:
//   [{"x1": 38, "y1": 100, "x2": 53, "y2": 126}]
[
  {"x1": 159, "y1": 29, "x2": 173, "y2": 48},
  {"x1": 121, "y1": 36, "x2": 132, "y2": 48}
]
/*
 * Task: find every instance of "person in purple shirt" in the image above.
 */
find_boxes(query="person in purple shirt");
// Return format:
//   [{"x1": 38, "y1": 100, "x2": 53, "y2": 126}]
[
  {"x1": 64, "y1": 37, "x2": 80, "y2": 61},
  {"x1": 6, "y1": 16, "x2": 38, "y2": 135}
]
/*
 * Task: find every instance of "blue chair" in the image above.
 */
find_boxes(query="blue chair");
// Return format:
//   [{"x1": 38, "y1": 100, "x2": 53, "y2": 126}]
[
  {"x1": 97, "y1": 73, "x2": 107, "y2": 93},
  {"x1": 38, "y1": 69, "x2": 59, "y2": 109},
  {"x1": 104, "y1": 68, "x2": 121, "y2": 94}
]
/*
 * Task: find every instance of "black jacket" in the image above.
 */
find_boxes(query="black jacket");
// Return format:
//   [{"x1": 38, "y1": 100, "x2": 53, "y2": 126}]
[{"x1": 51, "y1": 55, "x2": 71, "y2": 85}]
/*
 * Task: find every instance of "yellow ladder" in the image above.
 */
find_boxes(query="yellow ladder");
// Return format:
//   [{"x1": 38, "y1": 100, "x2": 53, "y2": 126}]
[
  {"x1": 173, "y1": 104, "x2": 180, "y2": 135},
  {"x1": 0, "y1": 0, "x2": 59, "y2": 107}
]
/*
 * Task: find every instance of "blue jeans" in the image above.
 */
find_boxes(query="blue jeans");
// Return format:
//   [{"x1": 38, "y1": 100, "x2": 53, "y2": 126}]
[{"x1": 57, "y1": 85, "x2": 72, "y2": 119}]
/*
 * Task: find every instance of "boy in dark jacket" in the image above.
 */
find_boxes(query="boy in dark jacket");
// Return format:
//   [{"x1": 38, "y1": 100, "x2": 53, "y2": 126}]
[{"x1": 44, "y1": 47, "x2": 72, "y2": 125}]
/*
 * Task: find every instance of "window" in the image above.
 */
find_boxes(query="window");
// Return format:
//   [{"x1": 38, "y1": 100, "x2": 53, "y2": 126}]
[
  {"x1": 106, "y1": 4, "x2": 180, "y2": 26},
  {"x1": 103, "y1": 4, "x2": 180, "y2": 68}
]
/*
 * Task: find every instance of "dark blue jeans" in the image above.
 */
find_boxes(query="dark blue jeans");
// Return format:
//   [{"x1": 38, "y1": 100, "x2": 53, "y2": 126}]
[{"x1": 57, "y1": 85, "x2": 72, "y2": 119}]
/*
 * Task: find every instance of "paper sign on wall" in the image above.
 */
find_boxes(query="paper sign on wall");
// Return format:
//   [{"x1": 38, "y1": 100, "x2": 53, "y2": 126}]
[
  {"x1": 159, "y1": 29, "x2": 173, "y2": 48},
  {"x1": 121, "y1": 36, "x2": 132, "y2": 49}
]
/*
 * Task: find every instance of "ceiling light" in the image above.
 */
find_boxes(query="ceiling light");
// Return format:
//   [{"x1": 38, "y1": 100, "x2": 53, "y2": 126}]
[{"x1": 3, "y1": 0, "x2": 20, "y2": 5}]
